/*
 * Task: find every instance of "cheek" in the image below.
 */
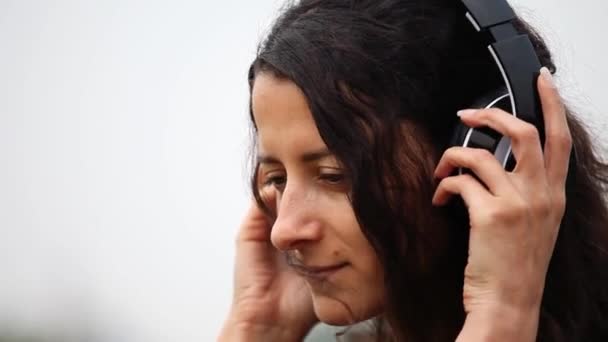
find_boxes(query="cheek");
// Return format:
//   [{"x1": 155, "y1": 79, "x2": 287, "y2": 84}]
[
  {"x1": 329, "y1": 197, "x2": 386, "y2": 303},
  {"x1": 310, "y1": 189, "x2": 384, "y2": 282},
  {"x1": 310, "y1": 195, "x2": 386, "y2": 324},
  {"x1": 328, "y1": 198, "x2": 381, "y2": 271}
]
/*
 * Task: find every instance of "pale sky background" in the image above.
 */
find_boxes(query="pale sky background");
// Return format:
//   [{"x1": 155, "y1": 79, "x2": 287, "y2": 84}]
[{"x1": 0, "y1": 1, "x2": 606, "y2": 341}]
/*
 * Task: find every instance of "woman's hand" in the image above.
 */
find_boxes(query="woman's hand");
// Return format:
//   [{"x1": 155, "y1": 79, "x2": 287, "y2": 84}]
[
  {"x1": 218, "y1": 189, "x2": 317, "y2": 342},
  {"x1": 432, "y1": 67, "x2": 572, "y2": 341}
]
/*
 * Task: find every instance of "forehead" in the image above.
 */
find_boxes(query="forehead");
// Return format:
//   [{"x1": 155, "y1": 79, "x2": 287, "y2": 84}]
[{"x1": 251, "y1": 73, "x2": 326, "y2": 156}]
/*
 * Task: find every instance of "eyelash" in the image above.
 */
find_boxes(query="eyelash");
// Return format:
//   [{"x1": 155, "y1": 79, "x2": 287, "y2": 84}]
[
  {"x1": 264, "y1": 175, "x2": 286, "y2": 188},
  {"x1": 262, "y1": 172, "x2": 345, "y2": 189},
  {"x1": 319, "y1": 173, "x2": 345, "y2": 184}
]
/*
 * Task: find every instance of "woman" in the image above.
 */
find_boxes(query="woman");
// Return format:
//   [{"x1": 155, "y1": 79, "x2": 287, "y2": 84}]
[{"x1": 219, "y1": 0, "x2": 608, "y2": 341}]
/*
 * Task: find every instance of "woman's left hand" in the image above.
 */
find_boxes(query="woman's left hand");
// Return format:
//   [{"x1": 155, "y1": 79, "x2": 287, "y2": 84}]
[{"x1": 432, "y1": 67, "x2": 572, "y2": 341}]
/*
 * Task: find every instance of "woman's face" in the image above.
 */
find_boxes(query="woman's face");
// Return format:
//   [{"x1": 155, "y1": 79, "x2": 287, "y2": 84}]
[{"x1": 251, "y1": 72, "x2": 385, "y2": 325}]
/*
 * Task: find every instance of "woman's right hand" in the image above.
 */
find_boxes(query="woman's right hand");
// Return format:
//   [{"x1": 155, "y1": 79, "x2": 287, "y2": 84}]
[{"x1": 218, "y1": 189, "x2": 318, "y2": 341}]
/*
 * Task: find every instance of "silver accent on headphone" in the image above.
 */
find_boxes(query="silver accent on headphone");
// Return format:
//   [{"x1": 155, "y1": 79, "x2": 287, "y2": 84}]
[
  {"x1": 459, "y1": 93, "x2": 513, "y2": 174},
  {"x1": 488, "y1": 45, "x2": 517, "y2": 118},
  {"x1": 465, "y1": 12, "x2": 482, "y2": 32}
]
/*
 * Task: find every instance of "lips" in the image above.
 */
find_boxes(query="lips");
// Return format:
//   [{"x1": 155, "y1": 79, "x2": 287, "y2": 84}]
[{"x1": 289, "y1": 261, "x2": 349, "y2": 280}]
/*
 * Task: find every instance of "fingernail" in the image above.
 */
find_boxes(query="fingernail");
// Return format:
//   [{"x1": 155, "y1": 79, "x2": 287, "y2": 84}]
[
  {"x1": 457, "y1": 109, "x2": 477, "y2": 117},
  {"x1": 540, "y1": 66, "x2": 556, "y2": 88}
]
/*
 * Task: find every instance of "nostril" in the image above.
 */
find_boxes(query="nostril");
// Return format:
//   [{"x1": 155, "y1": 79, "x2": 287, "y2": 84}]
[
  {"x1": 270, "y1": 212, "x2": 324, "y2": 253},
  {"x1": 270, "y1": 216, "x2": 300, "y2": 251}
]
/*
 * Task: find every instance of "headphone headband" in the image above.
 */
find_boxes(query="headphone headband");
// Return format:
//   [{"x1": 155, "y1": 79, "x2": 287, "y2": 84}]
[
  {"x1": 462, "y1": 0, "x2": 516, "y2": 29},
  {"x1": 461, "y1": 0, "x2": 543, "y2": 130}
]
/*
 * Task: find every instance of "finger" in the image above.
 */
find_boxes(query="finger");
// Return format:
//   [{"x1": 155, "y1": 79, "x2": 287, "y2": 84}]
[
  {"x1": 538, "y1": 67, "x2": 573, "y2": 189},
  {"x1": 260, "y1": 185, "x2": 279, "y2": 216},
  {"x1": 434, "y1": 146, "x2": 514, "y2": 196},
  {"x1": 457, "y1": 107, "x2": 545, "y2": 177},
  {"x1": 432, "y1": 173, "x2": 493, "y2": 208},
  {"x1": 238, "y1": 189, "x2": 277, "y2": 242}
]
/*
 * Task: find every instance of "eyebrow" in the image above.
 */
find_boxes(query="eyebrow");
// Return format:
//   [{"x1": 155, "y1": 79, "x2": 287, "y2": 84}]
[{"x1": 257, "y1": 148, "x2": 333, "y2": 164}]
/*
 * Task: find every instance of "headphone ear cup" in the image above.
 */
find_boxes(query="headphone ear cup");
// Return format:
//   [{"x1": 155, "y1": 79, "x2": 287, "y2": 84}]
[
  {"x1": 469, "y1": 86, "x2": 512, "y2": 112},
  {"x1": 448, "y1": 87, "x2": 508, "y2": 149},
  {"x1": 450, "y1": 120, "x2": 472, "y2": 148},
  {"x1": 505, "y1": 154, "x2": 517, "y2": 172},
  {"x1": 448, "y1": 120, "x2": 481, "y2": 179},
  {"x1": 448, "y1": 87, "x2": 512, "y2": 175}
]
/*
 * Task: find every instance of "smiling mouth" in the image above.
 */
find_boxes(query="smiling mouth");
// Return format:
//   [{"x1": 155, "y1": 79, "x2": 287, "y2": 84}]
[{"x1": 289, "y1": 261, "x2": 349, "y2": 281}]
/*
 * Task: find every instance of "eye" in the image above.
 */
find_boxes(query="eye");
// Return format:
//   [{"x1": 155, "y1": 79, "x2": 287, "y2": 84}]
[
  {"x1": 319, "y1": 172, "x2": 345, "y2": 185},
  {"x1": 263, "y1": 174, "x2": 286, "y2": 190}
]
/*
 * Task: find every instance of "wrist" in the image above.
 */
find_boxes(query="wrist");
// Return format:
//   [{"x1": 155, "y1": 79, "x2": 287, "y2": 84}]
[{"x1": 456, "y1": 303, "x2": 540, "y2": 342}]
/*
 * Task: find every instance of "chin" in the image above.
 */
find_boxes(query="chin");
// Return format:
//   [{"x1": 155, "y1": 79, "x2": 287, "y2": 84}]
[{"x1": 311, "y1": 293, "x2": 379, "y2": 326}]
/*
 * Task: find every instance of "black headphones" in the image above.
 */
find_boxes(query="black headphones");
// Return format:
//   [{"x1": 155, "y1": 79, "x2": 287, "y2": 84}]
[{"x1": 450, "y1": 0, "x2": 545, "y2": 173}]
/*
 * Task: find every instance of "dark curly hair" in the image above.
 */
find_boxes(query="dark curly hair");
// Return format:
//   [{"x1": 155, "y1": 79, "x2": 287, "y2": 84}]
[{"x1": 247, "y1": 0, "x2": 608, "y2": 340}]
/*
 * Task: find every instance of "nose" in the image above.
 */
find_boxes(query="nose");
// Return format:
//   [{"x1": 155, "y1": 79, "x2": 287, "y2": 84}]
[{"x1": 270, "y1": 184, "x2": 323, "y2": 251}]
